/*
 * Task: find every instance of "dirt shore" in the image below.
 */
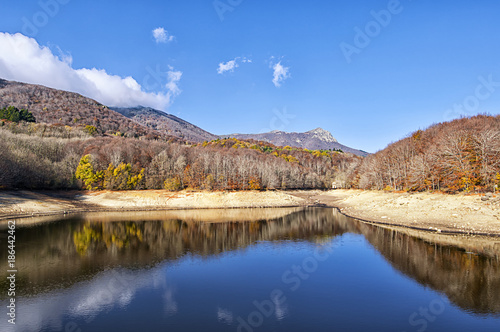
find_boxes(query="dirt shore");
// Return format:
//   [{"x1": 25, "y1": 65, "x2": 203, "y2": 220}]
[
  {"x1": 1, "y1": 189, "x2": 499, "y2": 236},
  {"x1": 0, "y1": 190, "x2": 305, "y2": 221},
  {"x1": 291, "y1": 189, "x2": 500, "y2": 237}
]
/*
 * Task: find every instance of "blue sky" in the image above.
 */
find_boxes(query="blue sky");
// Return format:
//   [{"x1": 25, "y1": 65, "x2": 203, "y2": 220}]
[{"x1": 1, "y1": 0, "x2": 500, "y2": 152}]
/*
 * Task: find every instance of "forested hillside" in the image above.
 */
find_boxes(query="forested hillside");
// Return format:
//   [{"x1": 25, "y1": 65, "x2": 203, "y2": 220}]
[
  {"x1": 112, "y1": 106, "x2": 218, "y2": 142},
  {"x1": 0, "y1": 79, "x2": 162, "y2": 138},
  {"x1": 0, "y1": 121, "x2": 361, "y2": 190},
  {"x1": 356, "y1": 115, "x2": 500, "y2": 192}
]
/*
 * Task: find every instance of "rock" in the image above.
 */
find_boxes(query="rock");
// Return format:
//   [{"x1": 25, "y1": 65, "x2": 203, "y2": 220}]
[{"x1": 481, "y1": 196, "x2": 489, "y2": 201}]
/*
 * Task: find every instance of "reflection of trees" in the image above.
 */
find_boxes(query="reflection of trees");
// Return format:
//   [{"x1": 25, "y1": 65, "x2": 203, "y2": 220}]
[
  {"x1": 352, "y1": 220, "x2": 500, "y2": 315},
  {"x1": 70, "y1": 209, "x2": 354, "y2": 260},
  {"x1": 1, "y1": 208, "x2": 499, "y2": 316},
  {"x1": 0, "y1": 208, "x2": 346, "y2": 297},
  {"x1": 73, "y1": 223, "x2": 143, "y2": 255}
]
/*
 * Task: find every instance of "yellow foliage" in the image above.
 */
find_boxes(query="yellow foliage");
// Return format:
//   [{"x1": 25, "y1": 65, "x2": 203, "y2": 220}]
[
  {"x1": 75, "y1": 154, "x2": 103, "y2": 190},
  {"x1": 128, "y1": 169, "x2": 144, "y2": 189},
  {"x1": 164, "y1": 177, "x2": 182, "y2": 191},
  {"x1": 103, "y1": 163, "x2": 144, "y2": 190},
  {"x1": 412, "y1": 130, "x2": 423, "y2": 141},
  {"x1": 248, "y1": 177, "x2": 262, "y2": 190},
  {"x1": 203, "y1": 174, "x2": 215, "y2": 190},
  {"x1": 84, "y1": 125, "x2": 97, "y2": 136}
]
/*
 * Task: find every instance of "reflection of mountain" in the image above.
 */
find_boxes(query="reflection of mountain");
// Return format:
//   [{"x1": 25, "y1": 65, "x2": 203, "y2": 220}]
[{"x1": 1, "y1": 208, "x2": 499, "y2": 316}]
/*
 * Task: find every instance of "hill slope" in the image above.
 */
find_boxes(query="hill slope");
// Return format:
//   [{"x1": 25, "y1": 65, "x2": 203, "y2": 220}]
[
  {"x1": 0, "y1": 79, "x2": 159, "y2": 138},
  {"x1": 112, "y1": 106, "x2": 218, "y2": 142},
  {"x1": 357, "y1": 114, "x2": 500, "y2": 192},
  {"x1": 226, "y1": 128, "x2": 368, "y2": 156}
]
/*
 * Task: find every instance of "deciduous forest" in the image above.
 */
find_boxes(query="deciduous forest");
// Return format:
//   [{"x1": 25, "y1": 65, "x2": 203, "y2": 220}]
[
  {"x1": 1, "y1": 113, "x2": 499, "y2": 193},
  {"x1": 356, "y1": 114, "x2": 500, "y2": 192},
  {"x1": 0, "y1": 120, "x2": 359, "y2": 191}
]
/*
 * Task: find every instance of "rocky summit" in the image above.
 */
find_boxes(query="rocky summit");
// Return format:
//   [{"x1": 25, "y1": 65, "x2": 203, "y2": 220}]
[{"x1": 225, "y1": 128, "x2": 368, "y2": 156}]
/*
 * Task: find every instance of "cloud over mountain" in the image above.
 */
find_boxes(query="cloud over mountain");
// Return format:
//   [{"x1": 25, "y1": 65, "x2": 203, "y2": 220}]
[{"x1": 0, "y1": 32, "x2": 180, "y2": 110}]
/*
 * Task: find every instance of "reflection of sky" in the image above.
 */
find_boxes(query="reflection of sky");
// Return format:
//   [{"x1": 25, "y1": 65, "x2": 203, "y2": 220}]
[
  {"x1": 0, "y1": 241, "x2": 330, "y2": 332},
  {"x1": 2, "y1": 233, "x2": 500, "y2": 332},
  {"x1": 0, "y1": 266, "x2": 175, "y2": 332}
]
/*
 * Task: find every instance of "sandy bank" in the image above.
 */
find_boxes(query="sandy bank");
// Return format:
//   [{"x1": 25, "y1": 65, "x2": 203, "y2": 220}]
[
  {"x1": 292, "y1": 190, "x2": 500, "y2": 237},
  {"x1": 0, "y1": 190, "x2": 305, "y2": 221}
]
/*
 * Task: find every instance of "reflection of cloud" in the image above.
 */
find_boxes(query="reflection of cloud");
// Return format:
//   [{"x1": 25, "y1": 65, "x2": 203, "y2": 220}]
[
  {"x1": 272, "y1": 292, "x2": 288, "y2": 320},
  {"x1": 0, "y1": 267, "x2": 171, "y2": 332},
  {"x1": 217, "y1": 307, "x2": 234, "y2": 325},
  {"x1": 164, "y1": 288, "x2": 178, "y2": 315},
  {"x1": 69, "y1": 269, "x2": 142, "y2": 318}
]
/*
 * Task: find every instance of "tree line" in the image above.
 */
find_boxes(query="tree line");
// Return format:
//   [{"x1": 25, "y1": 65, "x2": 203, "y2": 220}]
[
  {"x1": 354, "y1": 114, "x2": 500, "y2": 192},
  {"x1": 0, "y1": 122, "x2": 360, "y2": 190},
  {"x1": 2, "y1": 113, "x2": 498, "y2": 193}
]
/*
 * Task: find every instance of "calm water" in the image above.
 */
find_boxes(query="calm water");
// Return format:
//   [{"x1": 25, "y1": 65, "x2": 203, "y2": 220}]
[{"x1": 1, "y1": 208, "x2": 499, "y2": 332}]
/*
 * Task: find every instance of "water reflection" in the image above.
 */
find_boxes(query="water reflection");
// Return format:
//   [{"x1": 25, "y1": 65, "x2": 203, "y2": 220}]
[
  {"x1": 0, "y1": 207, "x2": 499, "y2": 331},
  {"x1": 355, "y1": 221, "x2": 500, "y2": 315},
  {"x1": 0, "y1": 208, "x2": 344, "y2": 297}
]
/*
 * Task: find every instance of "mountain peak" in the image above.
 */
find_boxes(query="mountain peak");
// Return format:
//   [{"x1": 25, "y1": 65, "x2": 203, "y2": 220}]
[
  {"x1": 306, "y1": 127, "x2": 337, "y2": 143},
  {"x1": 224, "y1": 127, "x2": 367, "y2": 156}
]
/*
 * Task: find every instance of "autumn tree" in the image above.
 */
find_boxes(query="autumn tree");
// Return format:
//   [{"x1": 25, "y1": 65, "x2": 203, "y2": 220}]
[{"x1": 75, "y1": 155, "x2": 103, "y2": 190}]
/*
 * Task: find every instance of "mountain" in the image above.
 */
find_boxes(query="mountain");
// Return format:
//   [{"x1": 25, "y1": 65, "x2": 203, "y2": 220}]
[
  {"x1": 0, "y1": 79, "x2": 216, "y2": 143},
  {"x1": 0, "y1": 79, "x2": 160, "y2": 138},
  {"x1": 111, "y1": 106, "x2": 218, "y2": 143},
  {"x1": 225, "y1": 128, "x2": 369, "y2": 156},
  {"x1": 0, "y1": 79, "x2": 368, "y2": 154}
]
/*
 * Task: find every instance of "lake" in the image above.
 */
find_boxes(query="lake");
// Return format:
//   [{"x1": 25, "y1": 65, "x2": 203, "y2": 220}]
[{"x1": 1, "y1": 208, "x2": 499, "y2": 332}]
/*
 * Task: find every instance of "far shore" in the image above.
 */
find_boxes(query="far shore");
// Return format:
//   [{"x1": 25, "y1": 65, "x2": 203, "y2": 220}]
[{"x1": 0, "y1": 189, "x2": 499, "y2": 237}]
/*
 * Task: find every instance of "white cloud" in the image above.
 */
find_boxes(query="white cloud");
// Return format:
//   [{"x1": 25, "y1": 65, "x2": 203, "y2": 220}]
[
  {"x1": 166, "y1": 66, "x2": 182, "y2": 96},
  {"x1": 271, "y1": 61, "x2": 290, "y2": 88},
  {"x1": 152, "y1": 27, "x2": 174, "y2": 43},
  {"x1": 217, "y1": 59, "x2": 239, "y2": 74},
  {"x1": 0, "y1": 32, "x2": 181, "y2": 110},
  {"x1": 217, "y1": 56, "x2": 252, "y2": 74}
]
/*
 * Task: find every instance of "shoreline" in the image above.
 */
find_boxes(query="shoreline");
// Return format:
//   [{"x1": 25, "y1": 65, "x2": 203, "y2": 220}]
[
  {"x1": 290, "y1": 190, "x2": 500, "y2": 237},
  {"x1": 0, "y1": 190, "x2": 306, "y2": 222},
  {"x1": 1, "y1": 189, "x2": 499, "y2": 237}
]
